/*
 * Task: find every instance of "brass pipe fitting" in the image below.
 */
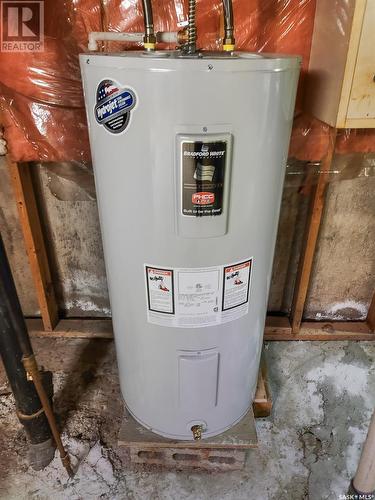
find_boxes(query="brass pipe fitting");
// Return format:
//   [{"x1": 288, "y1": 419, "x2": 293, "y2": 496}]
[
  {"x1": 177, "y1": 28, "x2": 189, "y2": 46},
  {"x1": 191, "y1": 425, "x2": 202, "y2": 441},
  {"x1": 223, "y1": 36, "x2": 235, "y2": 52},
  {"x1": 143, "y1": 33, "x2": 156, "y2": 51}
]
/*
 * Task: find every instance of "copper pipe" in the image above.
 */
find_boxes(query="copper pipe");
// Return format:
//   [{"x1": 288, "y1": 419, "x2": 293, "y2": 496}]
[
  {"x1": 177, "y1": 28, "x2": 188, "y2": 46},
  {"x1": 23, "y1": 354, "x2": 74, "y2": 477}
]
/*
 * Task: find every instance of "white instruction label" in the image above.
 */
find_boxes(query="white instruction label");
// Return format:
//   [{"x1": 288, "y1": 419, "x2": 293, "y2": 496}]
[
  {"x1": 223, "y1": 261, "x2": 251, "y2": 311},
  {"x1": 146, "y1": 267, "x2": 174, "y2": 314},
  {"x1": 145, "y1": 258, "x2": 253, "y2": 328},
  {"x1": 176, "y1": 267, "x2": 221, "y2": 327}
]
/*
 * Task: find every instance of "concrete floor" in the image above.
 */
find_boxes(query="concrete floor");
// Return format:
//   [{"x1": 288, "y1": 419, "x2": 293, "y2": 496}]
[{"x1": 0, "y1": 338, "x2": 374, "y2": 500}]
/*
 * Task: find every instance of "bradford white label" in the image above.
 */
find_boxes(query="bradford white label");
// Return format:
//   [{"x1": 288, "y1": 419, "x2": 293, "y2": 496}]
[{"x1": 181, "y1": 140, "x2": 227, "y2": 217}]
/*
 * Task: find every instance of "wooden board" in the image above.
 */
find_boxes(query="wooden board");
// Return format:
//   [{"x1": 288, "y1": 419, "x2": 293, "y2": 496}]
[
  {"x1": 346, "y1": 0, "x2": 375, "y2": 121},
  {"x1": 290, "y1": 128, "x2": 337, "y2": 334},
  {"x1": 265, "y1": 316, "x2": 375, "y2": 341},
  {"x1": 0, "y1": 157, "x2": 40, "y2": 315},
  {"x1": 336, "y1": 0, "x2": 368, "y2": 127},
  {"x1": 8, "y1": 160, "x2": 58, "y2": 331},
  {"x1": 367, "y1": 292, "x2": 375, "y2": 332},
  {"x1": 26, "y1": 316, "x2": 375, "y2": 341},
  {"x1": 264, "y1": 316, "x2": 291, "y2": 335},
  {"x1": 26, "y1": 318, "x2": 113, "y2": 339},
  {"x1": 305, "y1": 0, "x2": 374, "y2": 128},
  {"x1": 305, "y1": 0, "x2": 357, "y2": 127},
  {"x1": 253, "y1": 356, "x2": 272, "y2": 418}
]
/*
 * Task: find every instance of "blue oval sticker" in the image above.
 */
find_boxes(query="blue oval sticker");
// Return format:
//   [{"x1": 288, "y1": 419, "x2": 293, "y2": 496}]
[{"x1": 94, "y1": 79, "x2": 137, "y2": 134}]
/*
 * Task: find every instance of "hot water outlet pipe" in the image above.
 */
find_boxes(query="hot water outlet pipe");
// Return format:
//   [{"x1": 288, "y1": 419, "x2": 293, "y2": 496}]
[
  {"x1": 141, "y1": 0, "x2": 156, "y2": 50},
  {"x1": 88, "y1": 0, "x2": 161, "y2": 51},
  {"x1": 88, "y1": 0, "x2": 235, "y2": 53},
  {"x1": 0, "y1": 234, "x2": 73, "y2": 477},
  {"x1": 222, "y1": 0, "x2": 235, "y2": 51}
]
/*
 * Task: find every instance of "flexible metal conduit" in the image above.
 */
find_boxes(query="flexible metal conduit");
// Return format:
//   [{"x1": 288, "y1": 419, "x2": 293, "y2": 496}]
[
  {"x1": 222, "y1": 0, "x2": 235, "y2": 50},
  {"x1": 88, "y1": 0, "x2": 234, "y2": 53},
  {"x1": 141, "y1": 0, "x2": 156, "y2": 49},
  {"x1": 187, "y1": 0, "x2": 197, "y2": 54},
  {"x1": 185, "y1": 0, "x2": 234, "y2": 54}
]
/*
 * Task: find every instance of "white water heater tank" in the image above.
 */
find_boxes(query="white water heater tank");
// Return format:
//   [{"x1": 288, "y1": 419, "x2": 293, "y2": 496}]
[{"x1": 80, "y1": 51, "x2": 300, "y2": 440}]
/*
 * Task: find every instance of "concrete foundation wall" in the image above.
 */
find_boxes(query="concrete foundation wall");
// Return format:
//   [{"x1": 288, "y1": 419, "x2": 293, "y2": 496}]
[
  {"x1": 306, "y1": 174, "x2": 375, "y2": 320},
  {"x1": 0, "y1": 154, "x2": 373, "y2": 320},
  {"x1": 32, "y1": 162, "x2": 110, "y2": 317}
]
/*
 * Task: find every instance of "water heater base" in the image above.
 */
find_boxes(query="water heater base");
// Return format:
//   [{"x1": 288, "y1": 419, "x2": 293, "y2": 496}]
[{"x1": 118, "y1": 406, "x2": 258, "y2": 471}]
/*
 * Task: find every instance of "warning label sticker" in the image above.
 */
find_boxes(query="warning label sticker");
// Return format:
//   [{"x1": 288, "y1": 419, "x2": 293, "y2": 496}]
[
  {"x1": 145, "y1": 258, "x2": 253, "y2": 328},
  {"x1": 146, "y1": 267, "x2": 174, "y2": 314},
  {"x1": 223, "y1": 260, "x2": 252, "y2": 311}
]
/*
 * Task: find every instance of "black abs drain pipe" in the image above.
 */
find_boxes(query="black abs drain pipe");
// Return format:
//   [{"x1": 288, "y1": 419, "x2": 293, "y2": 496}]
[{"x1": 0, "y1": 234, "x2": 71, "y2": 473}]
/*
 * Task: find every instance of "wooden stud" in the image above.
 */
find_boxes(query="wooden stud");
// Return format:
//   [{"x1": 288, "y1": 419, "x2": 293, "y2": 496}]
[
  {"x1": 367, "y1": 292, "x2": 375, "y2": 332},
  {"x1": 265, "y1": 316, "x2": 291, "y2": 335},
  {"x1": 27, "y1": 318, "x2": 113, "y2": 339},
  {"x1": 8, "y1": 160, "x2": 59, "y2": 331},
  {"x1": 290, "y1": 127, "x2": 337, "y2": 334},
  {"x1": 253, "y1": 356, "x2": 272, "y2": 418},
  {"x1": 26, "y1": 316, "x2": 375, "y2": 341},
  {"x1": 264, "y1": 315, "x2": 375, "y2": 341}
]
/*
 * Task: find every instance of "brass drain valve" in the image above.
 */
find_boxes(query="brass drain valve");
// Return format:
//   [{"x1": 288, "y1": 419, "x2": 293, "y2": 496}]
[{"x1": 191, "y1": 425, "x2": 202, "y2": 441}]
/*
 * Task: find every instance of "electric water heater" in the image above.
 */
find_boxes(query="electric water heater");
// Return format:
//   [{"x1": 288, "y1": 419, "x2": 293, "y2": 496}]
[{"x1": 80, "y1": 51, "x2": 300, "y2": 440}]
